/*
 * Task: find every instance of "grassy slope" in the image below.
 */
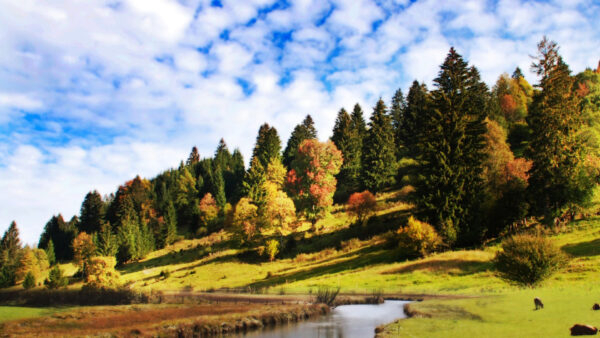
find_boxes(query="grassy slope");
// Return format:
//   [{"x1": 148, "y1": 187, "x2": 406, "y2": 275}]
[{"x1": 0, "y1": 306, "x2": 67, "y2": 323}]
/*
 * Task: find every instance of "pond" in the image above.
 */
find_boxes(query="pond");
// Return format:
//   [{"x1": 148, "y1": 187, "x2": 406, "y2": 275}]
[{"x1": 240, "y1": 300, "x2": 410, "y2": 338}]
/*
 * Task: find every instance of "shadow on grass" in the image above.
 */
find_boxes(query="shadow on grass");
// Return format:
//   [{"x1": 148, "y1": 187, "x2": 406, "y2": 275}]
[
  {"x1": 243, "y1": 245, "x2": 399, "y2": 289},
  {"x1": 119, "y1": 246, "x2": 212, "y2": 274},
  {"x1": 562, "y1": 238, "x2": 600, "y2": 257},
  {"x1": 382, "y1": 258, "x2": 492, "y2": 276}
]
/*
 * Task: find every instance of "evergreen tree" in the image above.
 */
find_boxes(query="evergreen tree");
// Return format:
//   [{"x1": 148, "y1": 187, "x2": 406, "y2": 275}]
[
  {"x1": 214, "y1": 138, "x2": 232, "y2": 170},
  {"x1": 398, "y1": 81, "x2": 429, "y2": 158},
  {"x1": 512, "y1": 67, "x2": 524, "y2": 79},
  {"x1": 187, "y1": 146, "x2": 200, "y2": 166},
  {"x1": 251, "y1": 123, "x2": 282, "y2": 168},
  {"x1": 95, "y1": 222, "x2": 118, "y2": 257},
  {"x1": 1, "y1": 221, "x2": 22, "y2": 261},
  {"x1": 283, "y1": 115, "x2": 318, "y2": 168},
  {"x1": 38, "y1": 214, "x2": 77, "y2": 261},
  {"x1": 415, "y1": 47, "x2": 489, "y2": 246},
  {"x1": 229, "y1": 149, "x2": 246, "y2": 203},
  {"x1": 350, "y1": 103, "x2": 367, "y2": 139},
  {"x1": 526, "y1": 37, "x2": 592, "y2": 223},
  {"x1": 243, "y1": 157, "x2": 267, "y2": 208},
  {"x1": 331, "y1": 108, "x2": 362, "y2": 201},
  {"x1": 390, "y1": 88, "x2": 406, "y2": 157},
  {"x1": 45, "y1": 239, "x2": 56, "y2": 266},
  {"x1": 161, "y1": 201, "x2": 178, "y2": 247},
  {"x1": 211, "y1": 166, "x2": 227, "y2": 208},
  {"x1": 79, "y1": 190, "x2": 105, "y2": 234},
  {"x1": 361, "y1": 99, "x2": 397, "y2": 192}
]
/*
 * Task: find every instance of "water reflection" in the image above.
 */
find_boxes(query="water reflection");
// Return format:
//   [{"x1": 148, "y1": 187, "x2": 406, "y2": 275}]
[{"x1": 240, "y1": 300, "x2": 410, "y2": 338}]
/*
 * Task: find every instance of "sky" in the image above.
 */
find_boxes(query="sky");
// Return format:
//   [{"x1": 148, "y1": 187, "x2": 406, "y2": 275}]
[{"x1": 1, "y1": 0, "x2": 599, "y2": 245}]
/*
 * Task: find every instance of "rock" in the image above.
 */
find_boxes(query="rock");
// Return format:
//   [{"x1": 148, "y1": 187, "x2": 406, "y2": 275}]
[
  {"x1": 593, "y1": 303, "x2": 600, "y2": 311},
  {"x1": 570, "y1": 324, "x2": 598, "y2": 336}
]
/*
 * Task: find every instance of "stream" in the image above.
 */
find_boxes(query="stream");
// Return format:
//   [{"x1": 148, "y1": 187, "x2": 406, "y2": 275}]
[{"x1": 240, "y1": 300, "x2": 410, "y2": 338}]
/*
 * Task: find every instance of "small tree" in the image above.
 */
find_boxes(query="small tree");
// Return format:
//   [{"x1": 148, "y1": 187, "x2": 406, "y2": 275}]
[
  {"x1": 232, "y1": 198, "x2": 260, "y2": 244},
  {"x1": 346, "y1": 191, "x2": 377, "y2": 224},
  {"x1": 73, "y1": 232, "x2": 96, "y2": 274},
  {"x1": 45, "y1": 266, "x2": 68, "y2": 289},
  {"x1": 85, "y1": 256, "x2": 120, "y2": 288},
  {"x1": 397, "y1": 217, "x2": 442, "y2": 258},
  {"x1": 198, "y1": 193, "x2": 219, "y2": 232},
  {"x1": 45, "y1": 240, "x2": 56, "y2": 266},
  {"x1": 22, "y1": 271, "x2": 35, "y2": 289},
  {"x1": 495, "y1": 233, "x2": 565, "y2": 286},
  {"x1": 266, "y1": 239, "x2": 279, "y2": 262}
]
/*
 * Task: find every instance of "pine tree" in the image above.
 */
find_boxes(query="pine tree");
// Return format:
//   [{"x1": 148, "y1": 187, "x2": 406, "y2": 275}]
[
  {"x1": 526, "y1": 37, "x2": 592, "y2": 224},
  {"x1": 187, "y1": 146, "x2": 200, "y2": 166},
  {"x1": 161, "y1": 201, "x2": 178, "y2": 247},
  {"x1": 512, "y1": 67, "x2": 524, "y2": 79},
  {"x1": 229, "y1": 149, "x2": 246, "y2": 203},
  {"x1": 331, "y1": 108, "x2": 361, "y2": 201},
  {"x1": 45, "y1": 239, "x2": 56, "y2": 266},
  {"x1": 361, "y1": 99, "x2": 397, "y2": 192},
  {"x1": 79, "y1": 190, "x2": 105, "y2": 234},
  {"x1": 38, "y1": 215, "x2": 77, "y2": 261},
  {"x1": 415, "y1": 47, "x2": 489, "y2": 246},
  {"x1": 283, "y1": 115, "x2": 318, "y2": 168},
  {"x1": 214, "y1": 138, "x2": 232, "y2": 170},
  {"x1": 1, "y1": 221, "x2": 22, "y2": 261},
  {"x1": 211, "y1": 166, "x2": 227, "y2": 208},
  {"x1": 399, "y1": 81, "x2": 430, "y2": 159},
  {"x1": 243, "y1": 157, "x2": 267, "y2": 208},
  {"x1": 95, "y1": 222, "x2": 118, "y2": 257},
  {"x1": 251, "y1": 123, "x2": 282, "y2": 168},
  {"x1": 390, "y1": 88, "x2": 406, "y2": 157},
  {"x1": 350, "y1": 103, "x2": 367, "y2": 139}
]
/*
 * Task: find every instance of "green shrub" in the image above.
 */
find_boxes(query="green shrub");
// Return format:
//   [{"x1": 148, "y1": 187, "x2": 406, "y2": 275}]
[
  {"x1": 45, "y1": 266, "x2": 68, "y2": 289},
  {"x1": 494, "y1": 233, "x2": 566, "y2": 286},
  {"x1": 266, "y1": 239, "x2": 280, "y2": 261},
  {"x1": 23, "y1": 271, "x2": 36, "y2": 289},
  {"x1": 159, "y1": 269, "x2": 171, "y2": 279},
  {"x1": 397, "y1": 217, "x2": 442, "y2": 258}
]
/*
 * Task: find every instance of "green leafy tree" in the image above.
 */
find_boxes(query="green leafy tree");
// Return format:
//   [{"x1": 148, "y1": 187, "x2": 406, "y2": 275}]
[
  {"x1": 526, "y1": 37, "x2": 593, "y2": 224},
  {"x1": 283, "y1": 115, "x2": 318, "y2": 168},
  {"x1": 361, "y1": 99, "x2": 397, "y2": 192},
  {"x1": 79, "y1": 190, "x2": 105, "y2": 234},
  {"x1": 415, "y1": 47, "x2": 489, "y2": 246}
]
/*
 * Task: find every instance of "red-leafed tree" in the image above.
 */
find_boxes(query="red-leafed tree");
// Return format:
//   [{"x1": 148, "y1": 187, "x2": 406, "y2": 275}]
[
  {"x1": 286, "y1": 139, "x2": 342, "y2": 225},
  {"x1": 346, "y1": 190, "x2": 377, "y2": 224}
]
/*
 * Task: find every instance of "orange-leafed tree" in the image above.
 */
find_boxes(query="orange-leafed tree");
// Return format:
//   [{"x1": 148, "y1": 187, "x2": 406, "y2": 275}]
[
  {"x1": 198, "y1": 193, "x2": 219, "y2": 232},
  {"x1": 346, "y1": 190, "x2": 377, "y2": 224},
  {"x1": 286, "y1": 139, "x2": 342, "y2": 226}
]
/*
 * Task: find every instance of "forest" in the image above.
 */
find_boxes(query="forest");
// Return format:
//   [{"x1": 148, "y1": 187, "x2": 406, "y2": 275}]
[{"x1": 1, "y1": 37, "x2": 600, "y2": 291}]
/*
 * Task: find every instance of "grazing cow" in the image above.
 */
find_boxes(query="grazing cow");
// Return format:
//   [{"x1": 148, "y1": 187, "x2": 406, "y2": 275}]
[
  {"x1": 570, "y1": 324, "x2": 598, "y2": 336},
  {"x1": 534, "y1": 297, "x2": 544, "y2": 310}
]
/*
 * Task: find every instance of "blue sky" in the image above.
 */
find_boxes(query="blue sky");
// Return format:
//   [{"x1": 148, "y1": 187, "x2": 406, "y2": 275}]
[{"x1": 1, "y1": 0, "x2": 599, "y2": 244}]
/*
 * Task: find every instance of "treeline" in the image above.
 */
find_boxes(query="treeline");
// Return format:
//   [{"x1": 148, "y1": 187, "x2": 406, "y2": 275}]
[{"x1": 2, "y1": 37, "x2": 600, "y2": 288}]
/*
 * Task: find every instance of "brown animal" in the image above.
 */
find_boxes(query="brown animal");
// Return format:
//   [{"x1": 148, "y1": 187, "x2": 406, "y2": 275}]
[
  {"x1": 593, "y1": 303, "x2": 600, "y2": 311},
  {"x1": 570, "y1": 324, "x2": 598, "y2": 336},
  {"x1": 534, "y1": 297, "x2": 544, "y2": 310}
]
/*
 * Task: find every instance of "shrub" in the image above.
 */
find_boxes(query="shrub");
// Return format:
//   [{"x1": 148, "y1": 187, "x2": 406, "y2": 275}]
[
  {"x1": 23, "y1": 271, "x2": 36, "y2": 289},
  {"x1": 397, "y1": 217, "x2": 442, "y2": 258},
  {"x1": 45, "y1": 266, "x2": 68, "y2": 289},
  {"x1": 315, "y1": 286, "x2": 340, "y2": 306},
  {"x1": 347, "y1": 191, "x2": 377, "y2": 224},
  {"x1": 494, "y1": 233, "x2": 566, "y2": 286},
  {"x1": 266, "y1": 239, "x2": 280, "y2": 261},
  {"x1": 85, "y1": 256, "x2": 120, "y2": 288}
]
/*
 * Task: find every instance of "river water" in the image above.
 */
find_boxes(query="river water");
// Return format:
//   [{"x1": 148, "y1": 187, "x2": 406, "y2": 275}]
[{"x1": 240, "y1": 300, "x2": 410, "y2": 338}]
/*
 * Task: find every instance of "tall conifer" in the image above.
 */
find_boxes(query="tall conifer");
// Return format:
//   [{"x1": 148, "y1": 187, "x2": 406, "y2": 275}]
[
  {"x1": 331, "y1": 108, "x2": 361, "y2": 201},
  {"x1": 251, "y1": 123, "x2": 282, "y2": 168},
  {"x1": 283, "y1": 115, "x2": 317, "y2": 168},
  {"x1": 79, "y1": 190, "x2": 105, "y2": 234}
]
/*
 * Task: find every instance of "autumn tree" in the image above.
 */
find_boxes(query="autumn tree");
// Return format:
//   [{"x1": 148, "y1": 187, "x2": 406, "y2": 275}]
[
  {"x1": 283, "y1": 115, "x2": 318, "y2": 168},
  {"x1": 85, "y1": 256, "x2": 120, "y2": 288},
  {"x1": 198, "y1": 193, "x2": 219, "y2": 233},
  {"x1": 526, "y1": 37, "x2": 594, "y2": 224},
  {"x1": 232, "y1": 197, "x2": 260, "y2": 245},
  {"x1": 79, "y1": 190, "x2": 105, "y2": 234},
  {"x1": 361, "y1": 99, "x2": 397, "y2": 192},
  {"x1": 415, "y1": 47, "x2": 489, "y2": 246},
  {"x1": 286, "y1": 139, "x2": 342, "y2": 226},
  {"x1": 346, "y1": 191, "x2": 377, "y2": 224},
  {"x1": 73, "y1": 232, "x2": 96, "y2": 274}
]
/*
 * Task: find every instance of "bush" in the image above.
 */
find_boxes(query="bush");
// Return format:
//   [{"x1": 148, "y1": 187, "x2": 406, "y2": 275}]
[
  {"x1": 347, "y1": 191, "x2": 377, "y2": 224},
  {"x1": 266, "y1": 239, "x2": 280, "y2": 261},
  {"x1": 23, "y1": 272, "x2": 35, "y2": 289},
  {"x1": 397, "y1": 217, "x2": 442, "y2": 258},
  {"x1": 314, "y1": 286, "x2": 340, "y2": 306},
  {"x1": 494, "y1": 233, "x2": 566, "y2": 286},
  {"x1": 45, "y1": 266, "x2": 68, "y2": 289}
]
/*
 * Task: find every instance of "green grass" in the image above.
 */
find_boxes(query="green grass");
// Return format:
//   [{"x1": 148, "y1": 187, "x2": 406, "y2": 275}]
[{"x1": 0, "y1": 306, "x2": 67, "y2": 323}]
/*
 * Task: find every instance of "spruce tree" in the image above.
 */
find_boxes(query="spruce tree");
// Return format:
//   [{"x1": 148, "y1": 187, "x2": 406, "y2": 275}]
[
  {"x1": 283, "y1": 115, "x2": 317, "y2": 168},
  {"x1": 390, "y1": 88, "x2": 406, "y2": 157},
  {"x1": 526, "y1": 37, "x2": 591, "y2": 223},
  {"x1": 38, "y1": 215, "x2": 77, "y2": 261},
  {"x1": 187, "y1": 146, "x2": 200, "y2": 166},
  {"x1": 229, "y1": 149, "x2": 246, "y2": 202},
  {"x1": 416, "y1": 47, "x2": 488, "y2": 246},
  {"x1": 251, "y1": 123, "x2": 282, "y2": 168},
  {"x1": 361, "y1": 99, "x2": 397, "y2": 193},
  {"x1": 46, "y1": 239, "x2": 56, "y2": 266},
  {"x1": 79, "y1": 190, "x2": 105, "y2": 234},
  {"x1": 95, "y1": 222, "x2": 118, "y2": 257},
  {"x1": 214, "y1": 138, "x2": 232, "y2": 170},
  {"x1": 243, "y1": 157, "x2": 267, "y2": 208},
  {"x1": 1, "y1": 221, "x2": 22, "y2": 260},
  {"x1": 350, "y1": 103, "x2": 367, "y2": 139},
  {"x1": 331, "y1": 108, "x2": 362, "y2": 201},
  {"x1": 400, "y1": 81, "x2": 429, "y2": 159},
  {"x1": 512, "y1": 67, "x2": 524, "y2": 79}
]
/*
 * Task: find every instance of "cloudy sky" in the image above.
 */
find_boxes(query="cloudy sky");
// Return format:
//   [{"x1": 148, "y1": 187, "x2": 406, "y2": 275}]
[{"x1": 1, "y1": 0, "x2": 599, "y2": 244}]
